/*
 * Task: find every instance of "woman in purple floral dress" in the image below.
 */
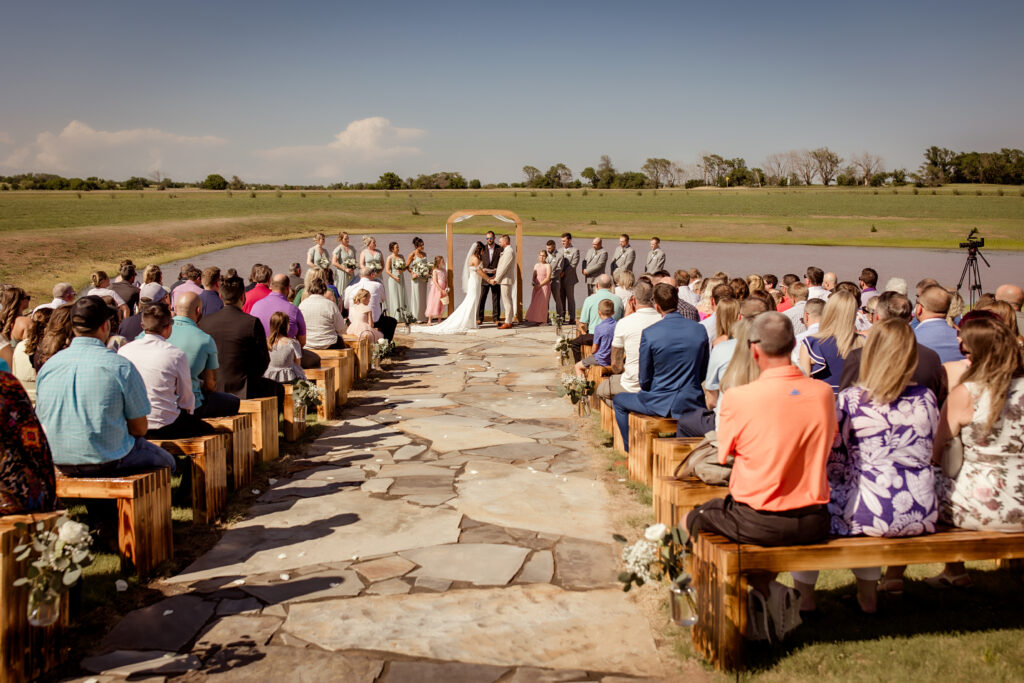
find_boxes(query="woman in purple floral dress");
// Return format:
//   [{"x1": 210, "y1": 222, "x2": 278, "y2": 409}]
[{"x1": 792, "y1": 319, "x2": 938, "y2": 613}]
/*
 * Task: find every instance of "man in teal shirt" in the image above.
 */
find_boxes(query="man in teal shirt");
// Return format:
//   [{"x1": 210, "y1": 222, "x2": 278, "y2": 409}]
[
  {"x1": 36, "y1": 296, "x2": 175, "y2": 475},
  {"x1": 571, "y1": 274, "x2": 623, "y2": 362},
  {"x1": 168, "y1": 292, "x2": 239, "y2": 418}
]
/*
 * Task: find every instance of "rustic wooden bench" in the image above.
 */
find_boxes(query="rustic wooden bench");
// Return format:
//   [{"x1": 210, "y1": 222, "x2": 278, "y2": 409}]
[
  {"x1": 54, "y1": 470, "x2": 173, "y2": 575},
  {"x1": 238, "y1": 396, "x2": 279, "y2": 462},
  {"x1": 650, "y1": 437, "x2": 725, "y2": 525},
  {"x1": 282, "y1": 383, "x2": 307, "y2": 442},
  {"x1": 627, "y1": 414, "x2": 678, "y2": 486},
  {"x1": 0, "y1": 512, "x2": 69, "y2": 682},
  {"x1": 343, "y1": 335, "x2": 371, "y2": 379},
  {"x1": 599, "y1": 396, "x2": 616, "y2": 437},
  {"x1": 202, "y1": 414, "x2": 255, "y2": 490},
  {"x1": 308, "y1": 348, "x2": 353, "y2": 406},
  {"x1": 692, "y1": 528, "x2": 1024, "y2": 671},
  {"x1": 305, "y1": 365, "x2": 339, "y2": 420},
  {"x1": 149, "y1": 435, "x2": 229, "y2": 525}
]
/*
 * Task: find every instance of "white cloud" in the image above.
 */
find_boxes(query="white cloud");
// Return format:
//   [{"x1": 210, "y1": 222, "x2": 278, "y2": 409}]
[
  {"x1": 257, "y1": 116, "x2": 426, "y2": 179},
  {"x1": 0, "y1": 132, "x2": 12, "y2": 145},
  {"x1": 0, "y1": 120, "x2": 226, "y2": 178}
]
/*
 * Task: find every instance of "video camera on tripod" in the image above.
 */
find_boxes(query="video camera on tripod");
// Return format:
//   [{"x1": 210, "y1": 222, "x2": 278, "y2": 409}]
[
  {"x1": 957, "y1": 228, "x2": 989, "y2": 306},
  {"x1": 960, "y1": 229, "x2": 985, "y2": 251}
]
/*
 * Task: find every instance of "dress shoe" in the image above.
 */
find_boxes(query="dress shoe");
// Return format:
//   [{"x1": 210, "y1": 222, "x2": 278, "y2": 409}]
[{"x1": 499, "y1": 323, "x2": 513, "y2": 329}]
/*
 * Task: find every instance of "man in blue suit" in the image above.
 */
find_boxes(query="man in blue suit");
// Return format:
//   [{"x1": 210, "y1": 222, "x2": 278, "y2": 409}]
[
  {"x1": 913, "y1": 285, "x2": 966, "y2": 364},
  {"x1": 613, "y1": 283, "x2": 709, "y2": 450}
]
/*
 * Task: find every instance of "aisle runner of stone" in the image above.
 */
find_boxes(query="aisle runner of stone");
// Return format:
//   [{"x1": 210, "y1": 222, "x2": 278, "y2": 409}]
[{"x1": 76, "y1": 327, "x2": 665, "y2": 682}]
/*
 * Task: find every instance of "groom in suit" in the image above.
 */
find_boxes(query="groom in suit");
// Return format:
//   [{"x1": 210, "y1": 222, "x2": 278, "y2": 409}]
[
  {"x1": 477, "y1": 231, "x2": 503, "y2": 325},
  {"x1": 494, "y1": 235, "x2": 516, "y2": 329}
]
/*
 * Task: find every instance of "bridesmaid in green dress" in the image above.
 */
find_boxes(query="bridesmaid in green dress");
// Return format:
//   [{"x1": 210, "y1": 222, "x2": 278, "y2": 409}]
[
  {"x1": 384, "y1": 241, "x2": 408, "y2": 317},
  {"x1": 408, "y1": 237, "x2": 429, "y2": 323},
  {"x1": 359, "y1": 236, "x2": 384, "y2": 273},
  {"x1": 331, "y1": 231, "x2": 357, "y2": 293}
]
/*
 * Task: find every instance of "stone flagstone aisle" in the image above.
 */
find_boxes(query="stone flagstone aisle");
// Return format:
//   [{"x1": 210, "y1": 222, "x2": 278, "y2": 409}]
[{"x1": 75, "y1": 326, "x2": 670, "y2": 682}]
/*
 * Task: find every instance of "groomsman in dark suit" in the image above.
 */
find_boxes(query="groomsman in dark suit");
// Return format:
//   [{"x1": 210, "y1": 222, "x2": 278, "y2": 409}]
[{"x1": 477, "y1": 231, "x2": 503, "y2": 324}]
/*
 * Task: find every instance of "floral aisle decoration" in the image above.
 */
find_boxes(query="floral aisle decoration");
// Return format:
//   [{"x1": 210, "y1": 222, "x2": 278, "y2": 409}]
[
  {"x1": 372, "y1": 338, "x2": 397, "y2": 368},
  {"x1": 615, "y1": 523, "x2": 698, "y2": 627},
  {"x1": 13, "y1": 515, "x2": 94, "y2": 627},
  {"x1": 557, "y1": 373, "x2": 595, "y2": 415},
  {"x1": 548, "y1": 312, "x2": 565, "y2": 335},
  {"x1": 291, "y1": 379, "x2": 324, "y2": 421},
  {"x1": 554, "y1": 336, "x2": 572, "y2": 366},
  {"x1": 395, "y1": 306, "x2": 417, "y2": 333}
]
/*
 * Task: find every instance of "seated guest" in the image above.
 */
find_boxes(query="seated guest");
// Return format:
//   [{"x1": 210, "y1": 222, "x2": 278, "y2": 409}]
[
  {"x1": 776, "y1": 274, "x2": 800, "y2": 311},
  {"x1": 798, "y1": 290, "x2": 864, "y2": 392},
  {"x1": 346, "y1": 289, "x2": 383, "y2": 342},
  {"x1": 295, "y1": 267, "x2": 339, "y2": 305},
  {"x1": 119, "y1": 303, "x2": 215, "y2": 439},
  {"x1": 859, "y1": 267, "x2": 879, "y2": 297},
  {"x1": 995, "y1": 283, "x2": 1024, "y2": 332},
  {"x1": 168, "y1": 264, "x2": 192, "y2": 293},
  {"x1": 595, "y1": 280, "x2": 661, "y2": 405},
  {"x1": 791, "y1": 298, "x2": 824, "y2": 363},
  {"x1": 570, "y1": 274, "x2": 623, "y2": 362},
  {"x1": 242, "y1": 264, "x2": 273, "y2": 313},
  {"x1": 85, "y1": 271, "x2": 129, "y2": 319},
  {"x1": 32, "y1": 282, "x2": 76, "y2": 314},
  {"x1": 343, "y1": 268, "x2": 396, "y2": 342},
  {"x1": 685, "y1": 313, "x2": 834, "y2": 610},
  {"x1": 979, "y1": 299, "x2": 1023, "y2": 344},
  {"x1": 168, "y1": 292, "x2": 240, "y2": 418},
  {"x1": 31, "y1": 304, "x2": 73, "y2": 370},
  {"x1": 575, "y1": 299, "x2": 616, "y2": 376},
  {"x1": 265, "y1": 312, "x2": 307, "y2": 383},
  {"x1": 883, "y1": 276, "x2": 908, "y2": 296},
  {"x1": 782, "y1": 282, "x2": 809, "y2": 335},
  {"x1": 118, "y1": 282, "x2": 169, "y2": 343},
  {"x1": 11, "y1": 308, "x2": 51, "y2": 383},
  {"x1": 728, "y1": 277, "x2": 749, "y2": 301},
  {"x1": 0, "y1": 370, "x2": 57, "y2": 513},
  {"x1": 613, "y1": 284, "x2": 709, "y2": 446},
  {"x1": 171, "y1": 265, "x2": 203, "y2": 314},
  {"x1": 653, "y1": 271, "x2": 699, "y2": 321},
  {"x1": 791, "y1": 319, "x2": 940, "y2": 614},
  {"x1": 251, "y1": 274, "x2": 321, "y2": 369},
  {"x1": 805, "y1": 266, "x2": 829, "y2": 301},
  {"x1": 200, "y1": 266, "x2": 224, "y2": 316},
  {"x1": 711, "y1": 298, "x2": 740, "y2": 348},
  {"x1": 914, "y1": 284, "x2": 966, "y2": 363},
  {"x1": 299, "y1": 278, "x2": 347, "y2": 349},
  {"x1": 110, "y1": 263, "x2": 141, "y2": 314},
  {"x1": 142, "y1": 264, "x2": 166, "y2": 292},
  {"x1": 676, "y1": 270, "x2": 700, "y2": 308},
  {"x1": 839, "y1": 291, "x2": 947, "y2": 404},
  {"x1": 199, "y1": 276, "x2": 279, "y2": 402},
  {"x1": 1, "y1": 286, "x2": 32, "y2": 345},
  {"x1": 35, "y1": 296, "x2": 175, "y2": 475},
  {"x1": 288, "y1": 262, "x2": 304, "y2": 293},
  {"x1": 704, "y1": 298, "x2": 769, "y2": 412},
  {"x1": 700, "y1": 284, "x2": 733, "y2": 343},
  {"x1": 613, "y1": 269, "x2": 635, "y2": 308}
]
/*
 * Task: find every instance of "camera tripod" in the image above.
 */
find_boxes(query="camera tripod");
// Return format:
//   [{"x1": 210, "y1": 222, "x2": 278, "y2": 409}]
[{"x1": 956, "y1": 246, "x2": 989, "y2": 307}]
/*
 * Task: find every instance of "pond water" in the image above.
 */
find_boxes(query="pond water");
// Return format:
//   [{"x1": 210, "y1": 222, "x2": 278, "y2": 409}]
[{"x1": 164, "y1": 232, "x2": 1020, "y2": 311}]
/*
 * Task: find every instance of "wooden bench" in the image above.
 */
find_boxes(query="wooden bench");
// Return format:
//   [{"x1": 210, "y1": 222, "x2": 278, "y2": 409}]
[
  {"x1": 0, "y1": 512, "x2": 69, "y2": 682},
  {"x1": 54, "y1": 470, "x2": 173, "y2": 575},
  {"x1": 305, "y1": 365, "x2": 339, "y2": 420},
  {"x1": 308, "y1": 348, "x2": 353, "y2": 405},
  {"x1": 238, "y1": 396, "x2": 279, "y2": 462},
  {"x1": 599, "y1": 395, "x2": 616, "y2": 436},
  {"x1": 282, "y1": 383, "x2": 307, "y2": 442},
  {"x1": 692, "y1": 528, "x2": 1024, "y2": 671},
  {"x1": 343, "y1": 335, "x2": 371, "y2": 379},
  {"x1": 627, "y1": 414, "x2": 678, "y2": 486},
  {"x1": 149, "y1": 435, "x2": 229, "y2": 525},
  {"x1": 202, "y1": 414, "x2": 255, "y2": 490},
  {"x1": 584, "y1": 364, "x2": 611, "y2": 410}
]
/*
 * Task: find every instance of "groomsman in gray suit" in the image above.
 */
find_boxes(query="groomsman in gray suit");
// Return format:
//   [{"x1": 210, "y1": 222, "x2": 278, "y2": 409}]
[
  {"x1": 645, "y1": 236, "x2": 666, "y2": 274},
  {"x1": 583, "y1": 237, "x2": 609, "y2": 295},
  {"x1": 556, "y1": 232, "x2": 580, "y2": 324},
  {"x1": 611, "y1": 234, "x2": 636, "y2": 275}
]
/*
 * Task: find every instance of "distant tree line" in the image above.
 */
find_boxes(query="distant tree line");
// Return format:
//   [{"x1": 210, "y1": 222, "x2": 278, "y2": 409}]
[{"x1": 2, "y1": 146, "x2": 1021, "y2": 192}]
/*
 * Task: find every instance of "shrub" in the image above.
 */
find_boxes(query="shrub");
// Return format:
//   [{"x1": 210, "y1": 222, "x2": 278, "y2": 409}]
[
  {"x1": 226, "y1": 190, "x2": 232, "y2": 198},
  {"x1": 786, "y1": 226, "x2": 792, "y2": 232},
  {"x1": 76, "y1": 192, "x2": 82, "y2": 199},
  {"x1": 581, "y1": 189, "x2": 588, "y2": 196},
  {"x1": 932, "y1": 190, "x2": 937, "y2": 195},
  {"x1": 997, "y1": 189, "x2": 1004, "y2": 196},
  {"x1": 913, "y1": 188, "x2": 919, "y2": 195},
  {"x1": 110, "y1": 193, "x2": 116, "y2": 199},
  {"x1": 589, "y1": 219, "x2": 597, "y2": 225},
  {"x1": 300, "y1": 192, "x2": 306, "y2": 198},
  {"x1": 873, "y1": 190, "x2": 878, "y2": 195},
  {"x1": 871, "y1": 225, "x2": 877, "y2": 232},
  {"x1": 276, "y1": 190, "x2": 283, "y2": 198},
  {"x1": 566, "y1": 191, "x2": 571, "y2": 197},
  {"x1": 530, "y1": 191, "x2": 537, "y2": 197},
  {"x1": 976, "y1": 189, "x2": 982, "y2": 196},
  {"x1": 250, "y1": 191, "x2": 256, "y2": 198},
  {"x1": 530, "y1": 216, "x2": 536, "y2": 221},
  {"x1": 952, "y1": 188, "x2": 960, "y2": 195},
  {"x1": 893, "y1": 189, "x2": 898, "y2": 194},
  {"x1": 411, "y1": 206, "x2": 420, "y2": 216},
  {"x1": 636, "y1": 191, "x2": 642, "y2": 196}
]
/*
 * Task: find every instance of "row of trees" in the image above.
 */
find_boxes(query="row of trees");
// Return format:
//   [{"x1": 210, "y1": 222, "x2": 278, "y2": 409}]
[{"x1": 3, "y1": 146, "x2": 1022, "y2": 192}]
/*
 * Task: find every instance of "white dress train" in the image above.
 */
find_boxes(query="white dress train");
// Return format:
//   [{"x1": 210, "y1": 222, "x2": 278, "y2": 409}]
[{"x1": 421, "y1": 269, "x2": 482, "y2": 335}]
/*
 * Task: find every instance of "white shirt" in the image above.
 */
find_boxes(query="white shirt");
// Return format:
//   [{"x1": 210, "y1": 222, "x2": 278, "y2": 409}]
[
  {"x1": 33, "y1": 297, "x2": 66, "y2": 314},
  {"x1": 344, "y1": 279, "x2": 384, "y2": 321},
  {"x1": 613, "y1": 286, "x2": 633, "y2": 303},
  {"x1": 611, "y1": 307, "x2": 662, "y2": 393},
  {"x1": 784, "y1": 301, "x2": 807, "y2": 336},
  {"x1": 84, "y1": 287, "x2": 126, "y2": 307},
  {"x1": 705, "y1": 338, "x2": 737, "y2": 391},
  {"x1": 807, "y1": 286, "x2": 830, "y2": 301},
  {"x1": 118, "y1": 333, "x2": 194, "y2": 429},
  {"x1": 299, "y1": 294, "x2": 347, "y2": 348},
  {"x1": 678, "y1": 286, "x2": 700, "y2": 308},
  {"x1": 793, "y1": 322, "x2": 820, "y2": 364},
  {"x1": 701, "y1": 312, "x2": 717, "y2": 344}
]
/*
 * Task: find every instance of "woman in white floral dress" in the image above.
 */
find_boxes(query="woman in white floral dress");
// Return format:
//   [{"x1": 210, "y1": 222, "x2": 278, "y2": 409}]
[
  {"x1": 929, "y1": 316, "x2": 1024, "y2": 587},
  {"x1": 791, "y1": 319, "x2": 939, "y2": 613}
]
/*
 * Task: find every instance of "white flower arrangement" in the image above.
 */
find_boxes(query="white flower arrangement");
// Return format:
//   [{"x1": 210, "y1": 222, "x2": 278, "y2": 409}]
[
  {"x1": 341, "y1": 256, "x2": 358, "y2": 270},
  {"x1": 372, "y1": 338, "x2": 397, "y2": 363},
  {"x1": 410, "y1": 259, "x2": 433, "y2": 279},
  {"x1": 614, "y1": 524, "x2": 690, "y2": 592},
  {"x1": 13, "y1": 514, "x2": 94, "y2": 607},
  {"x1": 392, "y1": 257, "x2": 407, "y2": 272},
  {"x1": 557, "y1": 373, "x2": 595, "y2": 404},
  {"x1": 554, "y1": 336, "x2": 572, "y2": 362}
]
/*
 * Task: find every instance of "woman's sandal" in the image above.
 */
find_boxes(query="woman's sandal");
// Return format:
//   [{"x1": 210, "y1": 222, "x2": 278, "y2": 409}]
[
  {"x1": 877, "y1": 578, "x2": 904, "y2": 596},
  {"x1": 924, "y1": 571, "x2": 973, "y2": 589}
]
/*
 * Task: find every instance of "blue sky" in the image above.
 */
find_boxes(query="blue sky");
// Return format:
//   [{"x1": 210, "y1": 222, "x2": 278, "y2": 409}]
[{"x1": 1, "y1": 0, "x2": 1021, "y2": 183}]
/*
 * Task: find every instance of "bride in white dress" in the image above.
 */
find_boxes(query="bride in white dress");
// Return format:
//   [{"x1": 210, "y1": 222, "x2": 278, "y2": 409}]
[{"x1": 422, "y1": 241, "x2": 489, "y2": 335}]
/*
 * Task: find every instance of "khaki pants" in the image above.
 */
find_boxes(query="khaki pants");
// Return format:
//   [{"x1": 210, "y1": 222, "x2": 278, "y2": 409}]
[{"x1": 500, "y1": 283, "x2": 514, "y2": 322}]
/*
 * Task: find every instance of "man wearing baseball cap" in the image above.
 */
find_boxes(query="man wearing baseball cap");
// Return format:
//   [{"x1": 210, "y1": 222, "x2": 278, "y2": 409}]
[
  {"x1": 118, "y1": 282, "x2": 168, "y2": 343},
  {"x1": 35, "y1": 295, "x2": 176, "y2": 475}
]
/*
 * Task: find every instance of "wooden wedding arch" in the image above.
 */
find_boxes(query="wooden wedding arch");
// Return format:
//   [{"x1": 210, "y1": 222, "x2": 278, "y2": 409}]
[{"x1": 444, "y1": 210, "x2": 524, "y2": 321}]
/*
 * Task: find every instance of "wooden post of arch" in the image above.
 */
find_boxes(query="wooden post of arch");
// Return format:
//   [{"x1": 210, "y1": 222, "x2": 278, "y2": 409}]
[{"x1": 444, "y1": 210, "x2": 524, "y2": 321}]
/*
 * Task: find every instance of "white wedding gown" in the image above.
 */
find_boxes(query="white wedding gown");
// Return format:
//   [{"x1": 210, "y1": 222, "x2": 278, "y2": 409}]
[{"x1": 421, "y1": 268, "x2": 482, "y2": 335}]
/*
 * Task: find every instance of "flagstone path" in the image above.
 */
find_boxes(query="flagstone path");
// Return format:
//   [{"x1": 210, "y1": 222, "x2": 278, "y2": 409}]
[{"x1": 72, "y1": 326, "x2": 671, "y2": 682}]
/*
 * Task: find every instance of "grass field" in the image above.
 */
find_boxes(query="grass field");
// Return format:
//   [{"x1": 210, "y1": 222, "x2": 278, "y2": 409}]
[{"x1": 2, "y1": 185, "x2": 1022, "y2": 299}]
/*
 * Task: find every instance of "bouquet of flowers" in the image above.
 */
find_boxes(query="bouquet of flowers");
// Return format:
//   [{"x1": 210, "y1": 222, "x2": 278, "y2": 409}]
[
  {"x1": 341, "y1": 256, "x2": 358, "y2": 271},
  {"x1": 554, "y1": 336, "x2": 572, "y2": 364},
  {"x1": 13, "y1": 515, "x2": 94, "y2": 626},
  {"x1": 392, "y1": 257, "x2": 407, "y2": 272},
  {"x1": 291, "y1": 379, "x2": 324, "y2": 410},
  {"x1": 557, "y1": 373, "x2": 595, "y2": 404},
  {"x1": 410, "y1": 259, "x2": 433, "y2": 280},
  {"x1": 372, "y1": 338, "x2": 397, "y2": 364}
]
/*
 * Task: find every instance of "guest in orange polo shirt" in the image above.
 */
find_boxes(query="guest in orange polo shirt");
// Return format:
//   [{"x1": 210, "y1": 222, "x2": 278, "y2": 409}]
[{"x1": 685, "y1": 312, "x2": 836, "y2": 547}]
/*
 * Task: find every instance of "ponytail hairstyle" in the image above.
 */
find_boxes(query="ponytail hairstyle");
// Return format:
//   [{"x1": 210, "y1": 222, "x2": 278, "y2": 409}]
[{"x1": 267, "y1": 311, "x2": 291, "y2": 350}]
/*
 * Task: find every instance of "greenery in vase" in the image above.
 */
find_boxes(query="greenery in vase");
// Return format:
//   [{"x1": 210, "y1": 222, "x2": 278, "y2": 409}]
[
  {"x1": 13, "y1": 515, "x2": 94, "y2": 604},
  {"x1": 553, "y1": 336, "x2": 572, "y2": 363},
  {"x1": 395, "y1": 306, "x2": 417, "y2": 325},
  {"x1": 372, "y1": 338, "x2": 397, "y2": 363},
  {"x1": 614, "y1": 523, "x2": 691, "y2": 591},
  {"x1": 548, "y1": 312, "x2": 565, "y2": 328},
  {"x1": 291, "y1": 379, "x2": 323, "y2": 410},
  {"x1": 557, "y1": 373, "x2": 595, "y2": 404}
]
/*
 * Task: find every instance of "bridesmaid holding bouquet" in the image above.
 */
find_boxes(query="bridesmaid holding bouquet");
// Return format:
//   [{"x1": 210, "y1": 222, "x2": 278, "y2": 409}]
[
  {"x1": 408, "y1": 237, "x2": 429, "y2": 323},
  {"x1": 425, "y1": 255, "x2": 448, "y2": 325},
  {"x1": 384, "y1": 241, "x2": 408, "y2": 317}
]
